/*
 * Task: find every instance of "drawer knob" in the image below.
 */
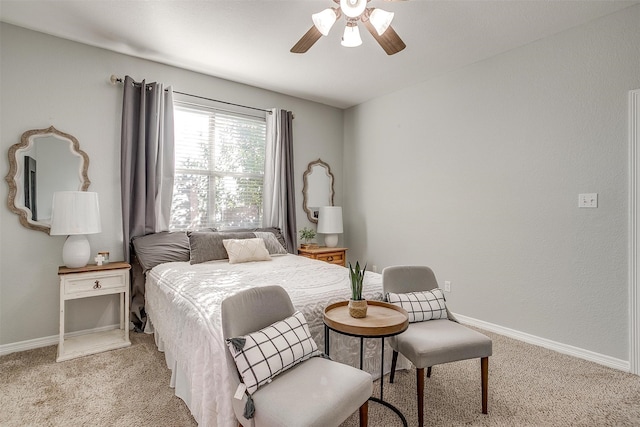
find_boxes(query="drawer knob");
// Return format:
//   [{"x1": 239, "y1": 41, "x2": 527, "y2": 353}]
[
  {"x1": 93, "y1": 280, "x2": 102, "y2": 289},
  {"x1": 327, "y1": 256, "x2": 334, "y2": 262}
]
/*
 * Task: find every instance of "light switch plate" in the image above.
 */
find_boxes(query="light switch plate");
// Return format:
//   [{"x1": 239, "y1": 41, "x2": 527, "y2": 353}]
[{"x1": 579, "y1": 193, "x2": 598, "y2": 208}]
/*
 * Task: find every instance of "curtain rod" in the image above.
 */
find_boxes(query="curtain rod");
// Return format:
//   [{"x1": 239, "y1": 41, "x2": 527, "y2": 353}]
[{"x1": 109, "y1": 75, "x2": 272, "y2": 115}]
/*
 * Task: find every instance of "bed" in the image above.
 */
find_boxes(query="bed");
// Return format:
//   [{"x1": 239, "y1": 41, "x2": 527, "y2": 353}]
[{"x1": 133, "y1": 229, "x2": 406, "y2": 427}]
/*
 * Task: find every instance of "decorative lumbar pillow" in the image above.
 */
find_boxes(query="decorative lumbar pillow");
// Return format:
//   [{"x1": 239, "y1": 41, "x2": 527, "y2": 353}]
[
  {"x1": 222, "y1": 238, "x2": 271, "y2": 264},
  {"x1": 226, "y1": 311, "x2": 319, "y2": 394},
  {"x1": 386, "y1": 288, "x2": 448, "y2": 323}
]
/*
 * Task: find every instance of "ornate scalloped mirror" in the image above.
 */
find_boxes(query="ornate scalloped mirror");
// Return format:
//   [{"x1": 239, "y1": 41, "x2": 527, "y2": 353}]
[
  {"x1": 5, "y1": 126, "x2": 90, "y2": 233},
  {"x1": 302, "y1": 158, "x2": 334, "y2": 224}
]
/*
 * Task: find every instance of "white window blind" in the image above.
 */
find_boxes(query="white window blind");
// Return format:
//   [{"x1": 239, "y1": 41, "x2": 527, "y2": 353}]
[{"x1": 170, "y1": 102, "x2": 267, "y2": 230}]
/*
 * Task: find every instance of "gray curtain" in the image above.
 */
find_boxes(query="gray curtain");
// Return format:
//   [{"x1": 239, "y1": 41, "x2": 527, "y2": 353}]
[
  {"x1": 120, "y1": 75, "x2": 175, "y2": 330},
  {"x1": 264, "y1": 109, "x2": 297, "y2": 252}
]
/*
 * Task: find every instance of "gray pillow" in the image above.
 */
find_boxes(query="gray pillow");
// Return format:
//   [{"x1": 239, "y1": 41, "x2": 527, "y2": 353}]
[
  {"x1": 132, "y1": 231, "x2": 191, "y2": 272},
  {"x1": 254, "y1": 232, "x2": 288, "y2": 255},
  {"x1": 219, "y1": 227, "x2": 288, "y2": 251},
  {"x1": 188, "y1": 231, "x2": 255, "y2": 264},
  {"x1": 188, "y1": 230, "x2": 289, "y2": 264}
]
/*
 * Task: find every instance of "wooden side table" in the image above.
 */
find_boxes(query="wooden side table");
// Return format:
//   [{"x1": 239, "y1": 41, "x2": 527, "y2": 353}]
[
  {"x1": 57, "y1": 262, "x2": 131, "y2": 362},
  {"x1": 298, "y1": 246, "x2": 347, "y2": 267},
  {"x1": 324, "y1": 300, "x2": 409, "y2": 426}
]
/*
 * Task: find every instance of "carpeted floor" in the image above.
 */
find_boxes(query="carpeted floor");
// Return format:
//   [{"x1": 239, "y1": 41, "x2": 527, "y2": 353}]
[{"x1": 1, "y1": 329, "x2": 639, "y2": 426}]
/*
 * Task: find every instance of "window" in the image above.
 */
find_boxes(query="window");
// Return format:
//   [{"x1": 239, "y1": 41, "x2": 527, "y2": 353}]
[{"x1": 170, "y1": 101, "x2": 267, "y2": 230}]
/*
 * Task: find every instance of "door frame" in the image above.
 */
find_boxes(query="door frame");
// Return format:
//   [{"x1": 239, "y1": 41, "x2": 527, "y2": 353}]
[{"x1": 629, "y1": 89, "x2": 640, "y2": 375}]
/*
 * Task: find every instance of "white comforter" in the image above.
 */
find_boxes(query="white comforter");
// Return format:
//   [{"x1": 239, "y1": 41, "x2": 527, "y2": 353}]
[{"x1": 145, "y1": 254, "x2": 393, "y2": 427}]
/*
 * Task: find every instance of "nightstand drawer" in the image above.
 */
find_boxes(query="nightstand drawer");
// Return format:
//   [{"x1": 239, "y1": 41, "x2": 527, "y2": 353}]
[
  {"x1": 64, "y1": 271, "x2": 126, "y2": 296},
  {"x1": 316, "y1": 251, "x2": 345, "y2": 265},
  {"x1": 298, "y1": 247, "x2": 347, "y2": 267}
]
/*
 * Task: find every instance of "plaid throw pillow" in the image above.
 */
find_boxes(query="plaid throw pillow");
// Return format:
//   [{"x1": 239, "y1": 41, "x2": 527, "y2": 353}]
[
  {"x1": 386, "y1": 288, "x2": 448, "y2": 323},
  {"x1": 226, "y1": 311, "x2": 319, "y2": 394}
]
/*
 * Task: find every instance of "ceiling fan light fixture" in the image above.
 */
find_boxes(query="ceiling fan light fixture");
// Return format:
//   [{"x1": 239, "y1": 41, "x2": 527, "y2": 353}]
[
  {"x1": 291, "y1": 0, "x2": 406, "y2": 55},
  {"x1": 312, "y1": 8, "x2": 337, "y2": 36},
  {"x1": 340, "y1": 0, "x2": 367, "y2": 18},
  {"x1": 341, "y1": 24, "x2": 362, "y2": 48},
  {"x1": 369, "y1": 8, "x2": 394, "y2": 36}
]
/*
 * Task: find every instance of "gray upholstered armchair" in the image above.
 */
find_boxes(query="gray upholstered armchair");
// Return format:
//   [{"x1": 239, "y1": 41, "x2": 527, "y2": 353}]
[
  {"x1": 382, "y1": 266, "x2": 492, "y2": 427},
  {"x1": 221, "y1": 285, "x2": 372, "y2": 427}
]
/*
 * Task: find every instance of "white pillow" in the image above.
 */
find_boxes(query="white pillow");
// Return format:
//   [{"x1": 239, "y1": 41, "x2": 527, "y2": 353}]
[
  {"x1": 222, "y1": 238, "x2": 271, "y2": 264},
  {"x1": 386, "y1": 288, "x2": 448, "y2": 323},
  {"x1": 225, "y1": 311, "x2": 319, "y2": 394}
]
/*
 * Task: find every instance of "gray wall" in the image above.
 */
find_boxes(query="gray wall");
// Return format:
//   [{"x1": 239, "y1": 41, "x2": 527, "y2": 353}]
[
  {"x1": 343, "y1": 5, "x2": 640, "y2": 361},
  {"x1": 0, "y1": 23, "x2": 343, "y2": 345}
]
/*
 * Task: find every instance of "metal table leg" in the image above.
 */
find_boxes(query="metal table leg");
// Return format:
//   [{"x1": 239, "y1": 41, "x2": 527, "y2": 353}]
[
  {"x1": 357, "y1": 335, "x2": 407, "y2": 427},
  {"x1": 325, "y1": 326, "x2": 408, "y2": 427},
  {"x1": 325, "y1": 324, "x2": 329, "y2": 355},
  {"x1": 368, "y1": 337, "x2": 407, "y2": 427}
]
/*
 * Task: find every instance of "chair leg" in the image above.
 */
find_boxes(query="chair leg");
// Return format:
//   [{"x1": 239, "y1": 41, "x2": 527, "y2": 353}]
[
  {"x1": 481, "y1": 357, "x2": 489, "y2": 414},
  {"x1": 417, "y1": 367, "x2": 425, "y2": 427},
  {"x1": 359, "y1": 400, "x2": 368, "y2": 427},
  {"x1": 389, "y1": 350, "x2": 398, "y2": 383},
  {"x1": 426, "y1": 366, "x2": 432, "y2": 378}
]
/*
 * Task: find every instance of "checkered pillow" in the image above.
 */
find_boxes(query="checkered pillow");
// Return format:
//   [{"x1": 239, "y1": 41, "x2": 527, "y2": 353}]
[
  {"x1": 386, "y1": 288, "x2": 448, "y2": 323},
  {"x1": 226, "y1": 311, "x2": 319, "y2": 394}
]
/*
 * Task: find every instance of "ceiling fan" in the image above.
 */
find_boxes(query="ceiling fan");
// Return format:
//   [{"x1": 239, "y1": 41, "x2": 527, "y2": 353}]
[{"x1": 291, "y1": 0, "x2": 407, "y2": 56}]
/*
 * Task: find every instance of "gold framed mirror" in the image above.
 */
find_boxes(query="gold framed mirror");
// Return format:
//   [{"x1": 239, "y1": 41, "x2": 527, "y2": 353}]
[
  {"x1": 302, "y1": 158, "x2": 334, "y2": 224},
  {"x1": 5, "y1": 126, "x2": 90, "y2": 234}
]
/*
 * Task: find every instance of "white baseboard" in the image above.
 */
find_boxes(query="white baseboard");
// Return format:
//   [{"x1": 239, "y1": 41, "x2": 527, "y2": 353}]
[
  {"x1": 0, "y1": 324, "x2": 120, "y2": 357},
  {"x1": 454, "y1": 313, "x2": 630, "y2": 373},
  {"x1": 0, "y1": 318, "x2": 632, "y2": 373}
]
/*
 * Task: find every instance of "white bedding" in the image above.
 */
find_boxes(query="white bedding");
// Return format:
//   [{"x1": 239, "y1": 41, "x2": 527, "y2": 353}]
[{"x1": 145, "y1": 254, "x2": 402, "y2": 427}]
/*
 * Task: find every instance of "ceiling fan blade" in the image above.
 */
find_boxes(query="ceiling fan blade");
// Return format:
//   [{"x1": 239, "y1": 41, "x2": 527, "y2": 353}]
[
  {"x1": 290, "y1": 26, "x2": 323, "y2": 54},
  {"x1": 363, "y1": 20, "x2": 406, "y2": 55}
]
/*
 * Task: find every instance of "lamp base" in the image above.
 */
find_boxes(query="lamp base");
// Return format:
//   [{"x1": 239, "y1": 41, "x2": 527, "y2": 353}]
[
  {"x1": 62, "y1": 235, "x2": 91, "y2": 268},
  {"x1": 324, "y1": 234, "x2": 339, "y2": 248}
]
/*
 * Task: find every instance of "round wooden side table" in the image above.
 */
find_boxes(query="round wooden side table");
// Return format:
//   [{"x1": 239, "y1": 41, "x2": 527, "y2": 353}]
[{"x1": 324, "y1": 300, "x2": 409, "y2": 426}]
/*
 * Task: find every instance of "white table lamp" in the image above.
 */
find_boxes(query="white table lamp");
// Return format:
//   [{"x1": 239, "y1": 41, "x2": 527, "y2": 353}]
[
  {"x1": 317, "y1": 206, "x2": 343, "y2": 248},
  {"x1": 50, "y1": 191, "x2": 102, "y2": 268}
]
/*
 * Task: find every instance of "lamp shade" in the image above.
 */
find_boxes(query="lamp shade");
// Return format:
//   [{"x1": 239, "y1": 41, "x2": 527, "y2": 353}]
[
  {"x1": 50, "y1": 191, "x2": 102, "y2": 235},
  {"x1": 318, "y1": 206, "x2": 343, "y2": 248},
  {"x1": 312, "y1": 8, "x2": 337, "y2": 36},
  {"x1": 369, "y1": 8, "x2": 394, "y2": 36},
  {"x1": 341, "y1": 24, "x2": 362, "y2": 48},
  {"x1": 50, "y1": 191, "x2": 101, "y2": 268}
]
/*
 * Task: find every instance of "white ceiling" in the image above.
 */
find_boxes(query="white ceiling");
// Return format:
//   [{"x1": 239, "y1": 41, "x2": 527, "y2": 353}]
[{"x1": 1, "y1": 0, "x2": 638, "y2": 109}]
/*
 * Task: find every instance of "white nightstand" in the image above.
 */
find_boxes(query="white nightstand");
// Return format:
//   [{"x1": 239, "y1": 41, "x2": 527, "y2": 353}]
[{"x1": 57, "y1": 261, "x2": 131, "y2": 362}]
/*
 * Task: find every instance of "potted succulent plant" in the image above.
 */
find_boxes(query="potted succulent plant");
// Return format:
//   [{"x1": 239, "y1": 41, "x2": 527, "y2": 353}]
[
  {"x1": 348, "y1": 261, "x2": 367, "y2": 318},
  {"x1": 299, "y1": 227, "x2": 317, "y2": 248}
]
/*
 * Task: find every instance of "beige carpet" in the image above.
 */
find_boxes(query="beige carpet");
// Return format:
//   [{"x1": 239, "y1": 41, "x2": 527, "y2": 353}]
[{"x1": 1, "y1": 329, "x2": 639, "y2": 427}]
